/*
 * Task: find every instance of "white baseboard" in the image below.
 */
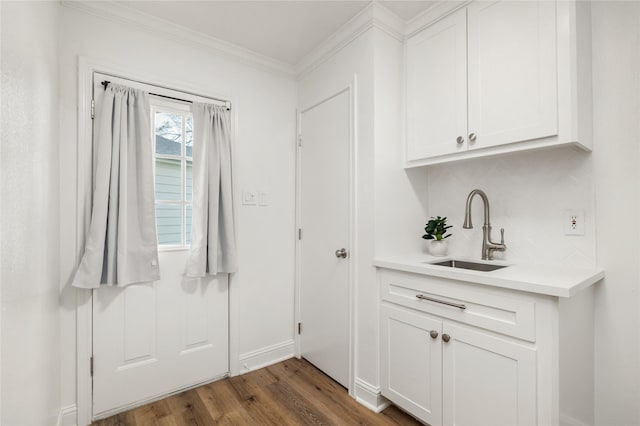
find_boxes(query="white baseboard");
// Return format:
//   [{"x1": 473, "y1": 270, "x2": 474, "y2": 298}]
[
  {"x1": 236, "y1": 339, "x2": 295, "y2": 375},
  {"x1": 57, "y1": 405, "x2": 77, "y2": 426},
  {"x1": 560, "y1": 413, "x2": 590, "y2": 426},
  {"x1": 354, "y1": 378, "x2": 390, "y2": 413}
]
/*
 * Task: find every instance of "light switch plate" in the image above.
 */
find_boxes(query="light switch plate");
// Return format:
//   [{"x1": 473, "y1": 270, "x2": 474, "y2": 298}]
[{"x1": 243, "y1": 190, "x2": 257, "y2": 206}]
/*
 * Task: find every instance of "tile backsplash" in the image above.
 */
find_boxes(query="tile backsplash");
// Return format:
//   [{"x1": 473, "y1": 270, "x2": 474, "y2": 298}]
[{"x1": 425, "y1": 147, "x2": 596, "y2": 268}]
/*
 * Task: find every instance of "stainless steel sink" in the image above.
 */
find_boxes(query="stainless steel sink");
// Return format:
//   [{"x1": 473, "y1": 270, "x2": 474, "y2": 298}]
[{"x1": 427, "y1": 259, "x2": 508, "y2": 272}]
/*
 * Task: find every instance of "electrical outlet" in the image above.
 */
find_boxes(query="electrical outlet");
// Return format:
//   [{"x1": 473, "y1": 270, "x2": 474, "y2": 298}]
[{"x1": 564, "y1": 210, "x2": 585, "y2": 235}]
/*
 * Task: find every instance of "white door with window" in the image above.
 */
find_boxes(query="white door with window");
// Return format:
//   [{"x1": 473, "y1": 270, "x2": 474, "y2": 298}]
[
  {"x1": 91, "y1": 74, "x2": 228, "y2": 417},
  {"x1": 299, "y1": 89, "x2": 351, "y2": 388}
]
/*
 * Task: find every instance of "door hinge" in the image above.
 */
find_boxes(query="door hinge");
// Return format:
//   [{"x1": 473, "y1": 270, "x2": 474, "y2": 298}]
[
  {"x1": 298, "y1": 322, "x2": 302, "y2": 335},
  {"x1": 297, "y1": 134, "x2": 302, "y2": 147},
  {"x1": 298, "y1": 228, "x2": 302, "y2": 240},
  {"x1": 90, "y1": 356, "x2": 94, "y2": 377},
  {"x1": 91, "y1": 99, "x2": 95, "y2": 120}
]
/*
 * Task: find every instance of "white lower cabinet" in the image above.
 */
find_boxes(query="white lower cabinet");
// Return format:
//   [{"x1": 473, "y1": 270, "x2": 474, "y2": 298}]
[
  {"x1": 381, "y1": 304, "x2": 442, "y2": 424},
  {"x1": 381, "y1": 303, "x2": 536, "y2": 426},
  {"x1": 377, "y1": 267, "x2": 597, "y2": 426},
  {"x1": 442, "y1": 323, "x2": 537, "y2": 426}
]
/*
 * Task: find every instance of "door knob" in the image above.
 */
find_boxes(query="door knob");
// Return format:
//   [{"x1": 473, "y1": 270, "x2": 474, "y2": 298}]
[
  {"x1": 442, "y1": 334, "x2": 451, "y2": 343},
  {"x1": 335, "y1": 248, "x2": 348, "y2": 258},
  {"x1": 456, "y1": 136, "x2": 464, "y2": 145},
  {"x1": 430, "y1": 330, "x2": 439, "y2": 339},
  {"x1": 468, "y1": 133, "x2": 477, "y2": 142}
]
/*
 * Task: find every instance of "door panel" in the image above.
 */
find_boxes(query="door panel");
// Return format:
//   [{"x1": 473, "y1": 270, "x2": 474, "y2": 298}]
[
  {"x1": 406, "y1": 7, "x2": 467, "y2": 160},
  {"x1": 442, "y1": 322, "x2": 537, "y2": 426},
  {"x1": 381, "y1": 304, "x2": 443, "y2": 426},
  {"x1": 93, "y1": 250, "x2": 228, "y2": 416},
  {"x1": 299, "y1": 90, "x2": 350, "y2": 388},
  {"x1": 467, "y1": 0, "x2": 558, "y2": 149}
]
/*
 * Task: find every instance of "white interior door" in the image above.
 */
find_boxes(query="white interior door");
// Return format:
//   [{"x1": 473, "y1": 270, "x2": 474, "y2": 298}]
[
  {"x1": 91, "y1": 74, "x2": 228, "y2": 418},
  {"x1": 299, "y1": 89, "x2": 351, "y2": 388}
]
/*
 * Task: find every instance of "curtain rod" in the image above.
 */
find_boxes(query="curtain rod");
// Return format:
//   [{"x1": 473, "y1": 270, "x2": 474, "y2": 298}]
[{"x1": 101, "y1": 80, "x2": 231, "y2": 111}]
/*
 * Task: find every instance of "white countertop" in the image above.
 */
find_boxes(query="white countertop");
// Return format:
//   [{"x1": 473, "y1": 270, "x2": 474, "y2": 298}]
[{"x1": 373, "y1": 255, "x2": 604, "y2": 298}]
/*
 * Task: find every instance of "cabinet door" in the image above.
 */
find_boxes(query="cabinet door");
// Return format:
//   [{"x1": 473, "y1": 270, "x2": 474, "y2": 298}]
[
  {"x1": 442, "y1": 322, "x2": 537, "y2": 426},
  {"x1": 467, "y1": 1, "x2": 558, "y2": 150},
  {"x1": 380, "y1": 304, "x2": 443, "y2": 426},
  {"x1": 406, "y1": 7, "x2": 467, "y2": 161}
]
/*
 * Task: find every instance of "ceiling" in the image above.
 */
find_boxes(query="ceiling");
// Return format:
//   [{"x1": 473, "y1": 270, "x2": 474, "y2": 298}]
[{"x1": 117, "y1": 1, "x2": 439, "y2": 65}]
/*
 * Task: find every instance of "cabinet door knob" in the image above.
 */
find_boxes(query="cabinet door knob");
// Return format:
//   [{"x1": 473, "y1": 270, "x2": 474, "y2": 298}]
[
  {"x1": 430, "y1": 330, "x2": 438, "y2": 339},
  {"x1": 469, "y1": 133, "x2": 477, "y2": 142},
  {"x1": 442, "y1": 334, "x2": 451, "y2": 343},
  {"x1": 456, "y1": 136, "x2": 464, "y2": 145}
]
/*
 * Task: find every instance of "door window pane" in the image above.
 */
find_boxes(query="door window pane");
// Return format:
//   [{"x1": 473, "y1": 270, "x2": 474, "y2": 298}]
[
  {"x1": 185, "y1": 116, "x2": 193, "y2": 158},
  {"x1": 156, "y1": 204, "x2": 182, "y2": 245},
  {"x1": 155, "y1": 112, "x2": 183, "y2": 155},
  {"x1": 153, "y1": 106, "x2": 193, "y2": 248},
  {"x1": 155, "y1": 158, "x2": 182, "y2": 201},
  {"x1": 186, "y1": 205, "x2": 192, "y2": 245},
  {"x1": 186, "y1": 160, "x2": 193, "y2": 202}
]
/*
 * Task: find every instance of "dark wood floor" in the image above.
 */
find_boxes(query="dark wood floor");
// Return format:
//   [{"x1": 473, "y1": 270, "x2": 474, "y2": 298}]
[{"x1": 92, "y1": 357, "x2": 420, "y2": 425}]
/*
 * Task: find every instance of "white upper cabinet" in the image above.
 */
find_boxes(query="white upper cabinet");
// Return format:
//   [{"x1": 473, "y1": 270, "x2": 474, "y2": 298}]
[
  {"x1": 405, "y1": 0, "x2": 592, "y2": 167},
  {"x1": 406, "y1": 8, "x2": 467, "y2": 160},
  {"x1": 467, "y1": 1, "x2": 557, "y2": 150}
]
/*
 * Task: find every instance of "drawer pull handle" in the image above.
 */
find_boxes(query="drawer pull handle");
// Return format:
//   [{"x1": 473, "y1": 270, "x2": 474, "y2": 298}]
[{"x1": 415, "y1": 294, "x2": 466, "y2": 310}]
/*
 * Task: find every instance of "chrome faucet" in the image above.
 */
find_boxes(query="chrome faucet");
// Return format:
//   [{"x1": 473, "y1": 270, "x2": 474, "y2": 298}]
[{"x1": 463, "y1": 189, "x2": 506, "y2": 260}]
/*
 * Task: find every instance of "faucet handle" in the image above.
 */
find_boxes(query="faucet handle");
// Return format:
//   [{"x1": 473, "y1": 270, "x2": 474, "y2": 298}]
[{"x1": 500, "y1": 228, "x2": 505, "y2": 245}]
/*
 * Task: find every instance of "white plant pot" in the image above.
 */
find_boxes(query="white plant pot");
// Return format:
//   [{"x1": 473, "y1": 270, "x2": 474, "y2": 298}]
[{"x1": 428, "y1": 239, "x2": 448, "y2": 257}]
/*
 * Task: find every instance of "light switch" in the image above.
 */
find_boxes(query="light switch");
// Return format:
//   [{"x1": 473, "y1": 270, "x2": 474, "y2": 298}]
[{"x1": 243, "y1": 190, "x2": 257, "y2": 206}]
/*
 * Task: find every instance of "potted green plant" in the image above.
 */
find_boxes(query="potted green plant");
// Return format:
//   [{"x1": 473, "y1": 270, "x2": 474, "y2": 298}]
[{"x1": 422, "y1": 216, "x2": 452, "y2": 256}]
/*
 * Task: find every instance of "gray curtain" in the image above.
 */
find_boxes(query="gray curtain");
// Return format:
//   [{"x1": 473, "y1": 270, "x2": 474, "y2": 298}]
[
  {"x1": 72, "y1": 84, "x2": 159, "y2": 288},
  {"x1": 185, "y1": 103, "x2": 237, "y2": 276}
]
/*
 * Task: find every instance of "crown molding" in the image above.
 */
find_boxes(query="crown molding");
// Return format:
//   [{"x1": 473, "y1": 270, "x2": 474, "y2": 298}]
[
  {"x1": 371, "y1": 2, "x2": 406, "y2": 42},
  {"x1": 294, "y1": 3, "x2": 376, "y2": 79},
  {"x1": 294, "y1": 2, "x2": 406, "y2": 79},
  {"x1": 61, "y1": 1, "x2": 296, "y2": 77},
  {"x1": 405, "y1": 1, "x2": 470, "y2": 38}
]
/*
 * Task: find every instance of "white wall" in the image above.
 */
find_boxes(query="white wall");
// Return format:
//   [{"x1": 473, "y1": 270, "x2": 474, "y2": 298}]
[
  {"x1": 373, "y1": 26, "x2": 429, "y2": 259},
  {"x1": 57, "y1": 3, "x2": 297, "y2": 416},
  {"x1": 591, "y1": 2, "x2": 640, "y2": 424},
  {"x1": 0, "y1": 1, "x2": 61, "y2": 424}
]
